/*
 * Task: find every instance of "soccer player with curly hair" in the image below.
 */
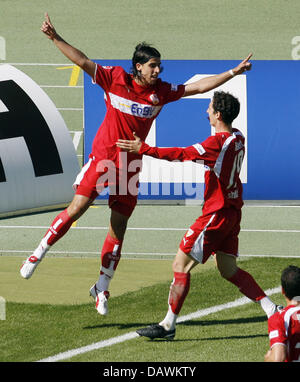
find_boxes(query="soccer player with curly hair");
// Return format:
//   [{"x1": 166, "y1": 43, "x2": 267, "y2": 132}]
[{"x1": 117, "y1": 91, "x2": 281, "y2": 340}]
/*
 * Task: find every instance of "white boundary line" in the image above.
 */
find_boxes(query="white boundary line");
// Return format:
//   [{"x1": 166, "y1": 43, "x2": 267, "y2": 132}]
[
  {"x1": 40, "y1": 85, "x2": 83, "y2": 88},
  {"x1": 243, "y1": 205, "x2": 300, "y2": 208},
  {"x1": 0, "y1": 250, "x2": 300, "y2": 259},
  {"x1": 37, "y1": 286, "x2": 281, "y2": 362},
  {"x1": 0, "y1": 225, "x2": 299, "y2": 233},
  {"x1": 6, "y1": 63, "x2": 76, "y2": 66},
  {"x1": 57, "y1": 107, "x2": 83, "y2": 111}
]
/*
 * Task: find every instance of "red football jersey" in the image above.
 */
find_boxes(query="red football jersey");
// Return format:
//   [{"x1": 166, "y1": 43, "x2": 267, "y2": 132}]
[
  {"x1": 91, "y1": 65, "x2": 185, "y2": 171},
  {"x1": 268, "y1": 304, "x2": 300, "y2": 362},
  {"x1": 139, "y1": 128, "x2": 245, "y2": 215}
]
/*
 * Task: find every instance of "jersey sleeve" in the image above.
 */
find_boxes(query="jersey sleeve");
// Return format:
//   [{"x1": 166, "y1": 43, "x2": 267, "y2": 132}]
[
  {"x1": 139, "y1": 141, "x2": 205, "y2": 162},
  {"x1": 92, "y1": 64, "x2": 120, "y2": 92},
  {"x1": 268, "y1": 313, "x2": 287, "y2": 348},
  {"x1": 160, "y1": 82, "x2": 185, "y2": 104}
]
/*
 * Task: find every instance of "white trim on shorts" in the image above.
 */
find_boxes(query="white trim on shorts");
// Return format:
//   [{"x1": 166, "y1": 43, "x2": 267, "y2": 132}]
[
  {"x1": 189, "y1": 213, "x2": 216, "y2": 263},
  {"x1": 73, "y1": 157, "x2": 93, "y2": 191}
]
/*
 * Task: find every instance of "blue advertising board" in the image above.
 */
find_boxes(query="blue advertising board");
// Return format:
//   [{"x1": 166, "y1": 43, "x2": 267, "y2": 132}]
[{"x1": 84, "y1": 60, "x2": 300, "y2": 201}]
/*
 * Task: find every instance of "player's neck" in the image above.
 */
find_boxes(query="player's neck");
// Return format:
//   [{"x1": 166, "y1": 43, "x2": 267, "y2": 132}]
[
  {"x1": 215, "y1": 122, "x2": 232, "y2": 134},
  {"x1": 288, "y1": 299, "x2": 300, "y2": 306},
  {"x1": 133, "y1": 76, "x2": 151, "y2": 88}
]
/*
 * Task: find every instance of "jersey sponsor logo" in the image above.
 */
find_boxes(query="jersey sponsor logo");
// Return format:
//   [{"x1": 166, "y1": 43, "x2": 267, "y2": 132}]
[
  {"x1": 131, "y1": 103, "x2": 155, "y2": 117},
  {"x1": 109, "y1": 92, "x2": 161, "y2": 119}
]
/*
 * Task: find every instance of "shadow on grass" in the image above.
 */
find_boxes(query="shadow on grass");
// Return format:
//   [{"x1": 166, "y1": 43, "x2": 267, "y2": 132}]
[
  {"x1": 181, "y1": 314, "x2": 267, "y2": 327},
  {"x1": 83, "y1": 315, "x2": 267, "y2": 332},
  {"x1": 83, "y1": 322, "x2": 146, "y2": 330},
  {"x1": 144, "y1": 333, "x2": 268, "y2": 343}
]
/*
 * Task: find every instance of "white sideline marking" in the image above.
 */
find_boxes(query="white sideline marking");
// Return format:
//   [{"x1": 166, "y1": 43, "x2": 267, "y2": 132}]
[
  {"x1": 0, "y1": 225, "x2": 300, "y2": 233},
  {"x1": 40, "y1": 85, "x2": 83, "y2": 88},
  {"x1": 37, "y1": 287, "x2": 281, "y2": 362},
  {"x1": 7, "y1": 62, "x2": 76, "y2": 66},
  {"x1": 1, "y1": 249, "x2": 300, "y2": 259},
  {"x1": 57, "y1": 107, "x2": 83, "y2": 111}
]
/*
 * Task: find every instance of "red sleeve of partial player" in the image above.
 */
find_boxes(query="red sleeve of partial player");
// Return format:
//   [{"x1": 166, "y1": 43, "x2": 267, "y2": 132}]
[
  {"x1": 139, "y1": 142, "x2": 203, "y2": 162},
  {"x1": 268, "y1": 312, "x2": 286, "y2": 348}
]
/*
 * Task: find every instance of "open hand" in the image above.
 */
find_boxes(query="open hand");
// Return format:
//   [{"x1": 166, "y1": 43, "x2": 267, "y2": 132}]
[{"x1": 116, "y1": 132, "x2": 142, "y2": 154}]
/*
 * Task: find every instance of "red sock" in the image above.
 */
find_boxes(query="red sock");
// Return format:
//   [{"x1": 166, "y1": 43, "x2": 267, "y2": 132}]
[
  {"x1": 43, "y1": 209, "x2": 74, "y2": 246},
  {"x1": 168, "y1": 272, "x2": 191, "y2": 315},
  {"x1": 100, "y1": 233, "x2": 123, "y2": 278},
  {"x1": 228, "y1": 268, "x2": 266, "y2": 302}
]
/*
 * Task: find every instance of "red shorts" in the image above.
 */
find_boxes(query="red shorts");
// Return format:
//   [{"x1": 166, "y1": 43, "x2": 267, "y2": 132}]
[
  {"x1": 73, "y1": 157, "x2": 138, "y2": 217},
  {"x1": 179, "y1": 208, "x2": 241, "y2": 264}
]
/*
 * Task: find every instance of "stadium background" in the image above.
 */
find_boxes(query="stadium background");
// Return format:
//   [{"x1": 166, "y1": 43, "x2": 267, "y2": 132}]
[{"x1": 0, "y1": 0, "x2": 300, "y2": 364}]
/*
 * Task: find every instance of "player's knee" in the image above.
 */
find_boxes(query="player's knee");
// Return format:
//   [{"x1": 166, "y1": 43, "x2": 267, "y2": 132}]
[
  {"x1": 172, "y1": 257, "x2": 184, "y2": 273},
  {"x1": 217, "y1": 264, "x2": 237, "y2": 280},
  {"x1": 110, "y1": 220, "x2": 128, "y2": 240},
  {"x1": 67, "y1": 198, "x2": 89, "y2": 220},
  {"x1": 172, "y1": 259, "x2": 191, "y2": 273},
  {"x1": 217, "y1": 267, "x2": 229, "y2": 279},
  {"x1": 215, "y1": 252, "x2": 238, "y2": 280}
]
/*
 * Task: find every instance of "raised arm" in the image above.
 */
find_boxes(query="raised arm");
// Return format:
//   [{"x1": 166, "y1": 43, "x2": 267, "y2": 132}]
[
  {"x1": 183, "y1": 53, "x2": 252, "y2": 97},
  {"x1": 41, "y1": 13, "x2": 96, "y2": 78}
]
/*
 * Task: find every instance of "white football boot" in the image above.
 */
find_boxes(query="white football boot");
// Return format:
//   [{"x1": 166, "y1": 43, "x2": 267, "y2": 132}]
[
  {"x1": 20, "y1": 255, "x2": 42, "y2": 279},
  {"x1": 89, "y1": 284, "x2": 110, "y2": 315},
  {"x1": 20, "y1": 240, "x2": 49, "y2": 279}
]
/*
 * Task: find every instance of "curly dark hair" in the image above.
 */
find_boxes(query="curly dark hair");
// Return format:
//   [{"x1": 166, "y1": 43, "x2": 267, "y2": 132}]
[
  {"x1": 212, "y1": 91, "x2": 240, "y2": 125},
  {"x1": 131, "y1": 42, "x2": 162, "y2": 78},
  {"x1": 281, "y1": 265, "x2": 300, "y2": 300}
]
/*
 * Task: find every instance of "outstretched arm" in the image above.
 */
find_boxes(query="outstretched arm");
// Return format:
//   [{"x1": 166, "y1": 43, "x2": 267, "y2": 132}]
[
  {"x1": 183, "y1": 53, "x2": 252, "y2": 97},
  {"x1": 41, "y1": 13, "x2": 96, "y2": 78},
  {"x1": 116, "y1": 133, "x2": 202, "y2": 162}
]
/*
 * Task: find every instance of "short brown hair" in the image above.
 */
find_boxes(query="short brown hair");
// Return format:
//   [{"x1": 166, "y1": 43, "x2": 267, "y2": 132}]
[{"x1": 212, "y1": 91, "x2": 240, "y2": 124}]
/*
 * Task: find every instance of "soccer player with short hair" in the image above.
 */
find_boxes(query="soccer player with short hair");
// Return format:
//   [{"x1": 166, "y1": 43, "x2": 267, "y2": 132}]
[
  {"x1": 20, "y1": 13, "x2": 252, "y2": 317},
  {"x1": 117, "y1": 91, "x2": 280, "y2": 340},
  {"x1": 265, "y1": 265, "x2": 300, "y2": 362}
]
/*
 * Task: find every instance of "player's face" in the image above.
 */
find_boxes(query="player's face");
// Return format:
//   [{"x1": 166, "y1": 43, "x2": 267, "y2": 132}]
[
  {"x1": 136, "y1": 58, "x2": 161, "y2": 86},
  {"x1": 207, "y1": 101, "x2": 217, "y2": 126}
]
